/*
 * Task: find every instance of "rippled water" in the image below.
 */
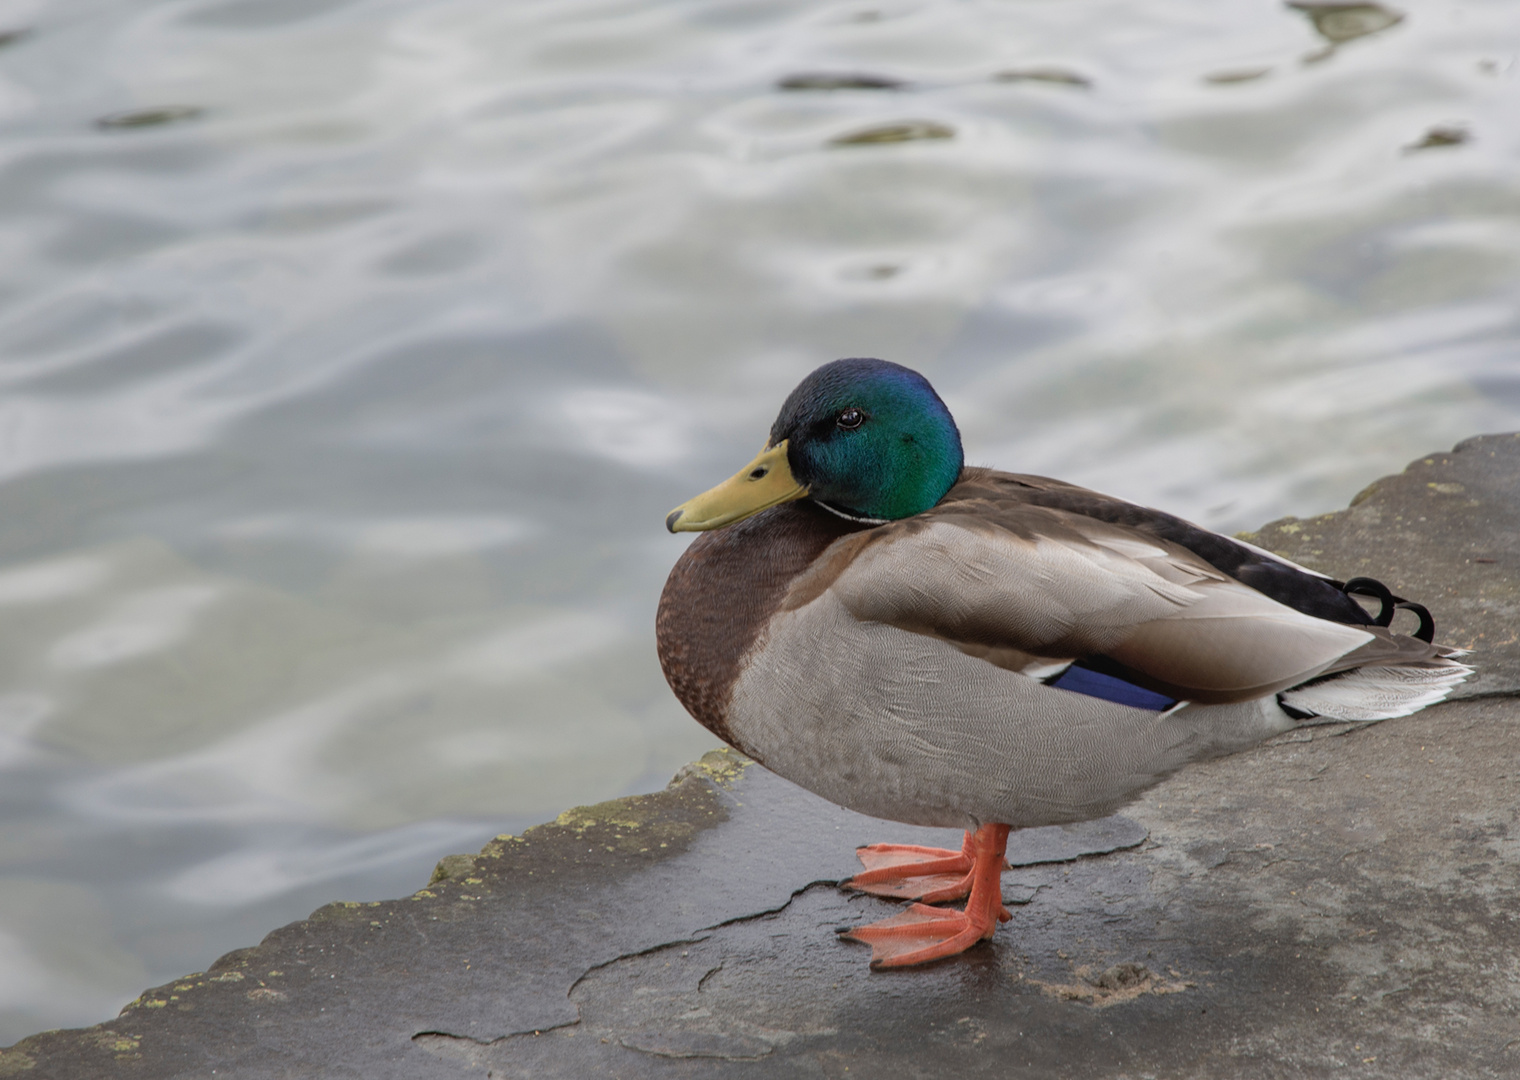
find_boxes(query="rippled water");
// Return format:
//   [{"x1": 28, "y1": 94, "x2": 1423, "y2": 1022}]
[{"x1": 0, "y1": 0, "x2": 1516, "y2": 1042}]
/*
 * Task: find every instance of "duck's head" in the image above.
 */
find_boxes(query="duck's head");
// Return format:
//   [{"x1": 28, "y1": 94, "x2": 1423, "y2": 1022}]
[{"x1": 666, "y1": 358, "x2": 963, "y2": 533}]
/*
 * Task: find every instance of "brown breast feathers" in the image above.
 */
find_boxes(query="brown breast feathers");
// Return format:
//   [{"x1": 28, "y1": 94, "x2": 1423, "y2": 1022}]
[{"x1": 655, "y1": 501, "x2": 868, "y2": 749}]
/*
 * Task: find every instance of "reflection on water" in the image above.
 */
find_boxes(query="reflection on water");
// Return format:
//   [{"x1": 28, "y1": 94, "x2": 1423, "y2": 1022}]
[
  {"x1": 829, "y1": 118, "x2": 957, "y2": 144},
  {"x1": 1404, "y1": 123, "x2": 1470, "y2": 151},
  {"x1": 0, "y1": 0, "x2": 1517, "y2": 1043},
  {"x1": 1289, "y1": 1, "x2": 1403, "y2": 47},
  {"x1": 95, "y1": 105, "x2": 204, "y2": 130}
]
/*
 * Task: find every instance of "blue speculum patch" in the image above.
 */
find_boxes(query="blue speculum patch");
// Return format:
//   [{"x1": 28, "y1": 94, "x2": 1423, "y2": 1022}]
[{"x1": 1048, "y1": 664, "x2": 1178, "y2": 711}]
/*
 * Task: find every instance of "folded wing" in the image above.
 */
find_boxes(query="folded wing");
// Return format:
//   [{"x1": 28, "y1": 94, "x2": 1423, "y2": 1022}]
[{"x1": 827, "y1": 507, "x2": 1380, "y2": 704}]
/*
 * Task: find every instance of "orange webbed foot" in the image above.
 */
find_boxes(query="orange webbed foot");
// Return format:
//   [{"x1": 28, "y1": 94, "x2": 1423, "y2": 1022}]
[
  {"x1": 840, "y1": 823, "x2": 1013, "y2": 969},
  {"x1": 846, "y1": 836, "x2": 976, "y2": 902},
  {"x1": 841, "y1": 902, "x2": 996, "y2": 968}
]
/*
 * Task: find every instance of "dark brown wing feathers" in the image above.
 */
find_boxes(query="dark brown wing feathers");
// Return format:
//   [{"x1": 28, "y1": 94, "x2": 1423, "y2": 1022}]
[{"x1": 951, "y1": 469, "x2": 1377, "y2": 627}]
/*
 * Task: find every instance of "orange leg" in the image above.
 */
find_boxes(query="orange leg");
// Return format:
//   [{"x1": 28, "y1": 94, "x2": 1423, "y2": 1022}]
[{"x1": 841, "y1": 823, "x2": 1014, "y2": 969}]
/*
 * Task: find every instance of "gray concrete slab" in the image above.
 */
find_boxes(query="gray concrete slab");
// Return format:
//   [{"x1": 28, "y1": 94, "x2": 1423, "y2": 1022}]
[{"x1": 5, "y1": 434, "x2": 1518, "y2": 1080}]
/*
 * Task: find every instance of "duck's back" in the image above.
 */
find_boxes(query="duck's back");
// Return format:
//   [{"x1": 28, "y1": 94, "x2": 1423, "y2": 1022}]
[{"x1": 949, "y1": 470, "x2": 1376, "y2": 626}]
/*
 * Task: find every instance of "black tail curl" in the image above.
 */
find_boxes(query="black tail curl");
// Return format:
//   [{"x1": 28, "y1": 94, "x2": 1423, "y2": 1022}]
[{"x1": 1338, "y1": 576, "x2": 1435, "y2": 642}]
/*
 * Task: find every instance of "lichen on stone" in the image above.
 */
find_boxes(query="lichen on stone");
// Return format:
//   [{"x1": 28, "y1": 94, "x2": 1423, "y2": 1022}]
[
  {"x1": 0, "y1": 1048, "x2": 34, "y2": 1076},
  {"x1": 431, "y1": 853, "x2": 478, "y2": 884}
]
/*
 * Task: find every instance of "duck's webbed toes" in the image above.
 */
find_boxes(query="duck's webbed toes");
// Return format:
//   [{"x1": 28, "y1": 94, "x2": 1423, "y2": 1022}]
[
  {"x1": 840, "y1": 903, "x2": 997, "y2": 968},
  {"x1": 844, "y1": 835, "x2": 977, "y2": 900}
]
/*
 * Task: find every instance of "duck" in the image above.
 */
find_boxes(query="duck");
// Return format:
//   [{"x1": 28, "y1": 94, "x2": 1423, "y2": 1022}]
[{"x1": 655, "y1": 357, "x2": 1471, "y2": 969}]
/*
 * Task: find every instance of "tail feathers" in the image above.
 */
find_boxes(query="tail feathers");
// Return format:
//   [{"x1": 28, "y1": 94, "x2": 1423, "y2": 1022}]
[{"x1": 1279, "y1": 658, "x2": 1473, "y2": 722}]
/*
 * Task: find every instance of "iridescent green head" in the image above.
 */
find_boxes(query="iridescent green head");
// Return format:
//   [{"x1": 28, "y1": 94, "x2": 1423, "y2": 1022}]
[
  {"x1": 666, "y1": 358, "x2": 963, "y2": 532},
  {"x1": 767, "y1": 358, "x2": 963, "y2": 521}
]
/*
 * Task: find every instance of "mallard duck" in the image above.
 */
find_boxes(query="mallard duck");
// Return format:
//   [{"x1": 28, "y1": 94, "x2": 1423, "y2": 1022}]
[{"x1": 656, "y1": 358, "x2": 1470, "y2": 969}]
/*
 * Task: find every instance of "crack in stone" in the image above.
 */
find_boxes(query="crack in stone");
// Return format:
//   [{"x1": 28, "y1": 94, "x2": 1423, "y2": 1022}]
[
  {"x1": 567, "y1": 877, "x2": 844, "y2": 999},
  {"x1": 415, "y1": 882, "x2": 863, "y2": 1068},
  {"x1": 417, "y1": 879, "x2": 844, "y2": 1050},
  {"x1": 412, "y1": 1017, "x2": 581, "y2": 1048},
  {"x1": 566, "y1": 933, "x2": 715, "y2": 1000},
  {"x1": 1450, "y1": 688, "x2": 1520, "y2": 703}
]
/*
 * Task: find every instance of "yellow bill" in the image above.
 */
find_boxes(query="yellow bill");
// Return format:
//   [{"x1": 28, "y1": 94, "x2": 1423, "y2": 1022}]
[{"x1": 666, "y1": 441, "x2": 808, "y2": 532}]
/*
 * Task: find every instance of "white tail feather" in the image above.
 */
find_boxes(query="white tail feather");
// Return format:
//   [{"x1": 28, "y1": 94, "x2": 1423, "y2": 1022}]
[{"x1": 1279, "y1": 660, "x2": 1474, "y2": 721}]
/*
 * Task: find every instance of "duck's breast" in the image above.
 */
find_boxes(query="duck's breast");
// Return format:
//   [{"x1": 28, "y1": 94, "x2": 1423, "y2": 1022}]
[{"x1": 655, "y1": 502, "x2": 867, "y2": 748}]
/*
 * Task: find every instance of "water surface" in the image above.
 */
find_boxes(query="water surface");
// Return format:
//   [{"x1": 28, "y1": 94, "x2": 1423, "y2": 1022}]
[{"x1": 0, "y1": 0, "x2": 1516, "y2": 1041}]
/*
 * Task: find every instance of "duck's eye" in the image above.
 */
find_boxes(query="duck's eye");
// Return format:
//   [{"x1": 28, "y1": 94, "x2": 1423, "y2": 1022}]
[{"x1": 837, "y1": 408, "x2": 865, "y2": 430}]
